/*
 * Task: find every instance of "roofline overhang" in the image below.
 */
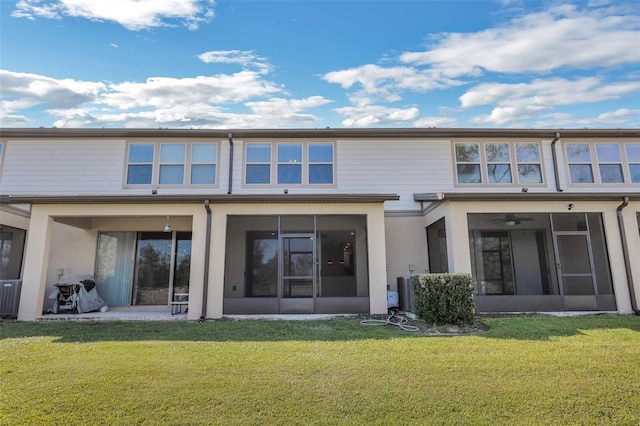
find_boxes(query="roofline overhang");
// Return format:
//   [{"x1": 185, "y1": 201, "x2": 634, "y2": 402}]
[
  {"x1": 1, "y1": 127, "x2": 639, "y2": 140},
  {"x1": 2, "y1": 193, "x2": 400, "y2": 205},
  {"x1": 414, "y1": 192, "x2": 640, "y2": 202}
]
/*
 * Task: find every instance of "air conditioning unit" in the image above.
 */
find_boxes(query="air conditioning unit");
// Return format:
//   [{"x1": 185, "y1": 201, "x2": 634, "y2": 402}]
[
  {"x1": 397, "y1": 276, "x2": 415, "y2": 313},
  {"x1": 0, "y1": 280, "x2": 22, "y2": 318}
]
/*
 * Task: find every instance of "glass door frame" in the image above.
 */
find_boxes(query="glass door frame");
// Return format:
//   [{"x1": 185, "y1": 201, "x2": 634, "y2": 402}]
[
  {"x1": 278, "y1": 232, "x2": 317, "y2": 313},
  {"x1": 551, "y1": 214, "x2": 599, "y2": 310}
]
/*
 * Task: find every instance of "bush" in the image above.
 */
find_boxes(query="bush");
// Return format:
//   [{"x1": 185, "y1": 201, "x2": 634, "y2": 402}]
[{"x1": 411, "y1": 273, "x2": 475, "y2": 325}]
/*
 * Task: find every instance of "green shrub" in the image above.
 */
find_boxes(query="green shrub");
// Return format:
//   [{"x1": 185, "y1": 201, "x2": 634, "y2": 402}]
[{"x1": 411, "y1": 273, "x2": 475, "y2": 325}]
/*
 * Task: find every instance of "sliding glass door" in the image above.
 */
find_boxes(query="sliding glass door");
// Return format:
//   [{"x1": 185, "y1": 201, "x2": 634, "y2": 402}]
[{"x1": 95, "y1": 231, "x2": 192, "y2": 307}]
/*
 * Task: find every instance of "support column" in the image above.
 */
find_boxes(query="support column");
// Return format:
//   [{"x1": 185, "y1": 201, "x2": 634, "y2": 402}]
[
  {"x1": 367, "y1": 205, "x2": 388, "y2": 315},
  {"x1": 447, "y1": 203, "x2": 472, "y2": 274},
  {"x1": 17, "y1": 207, "x2": 53, "y2": 321}
]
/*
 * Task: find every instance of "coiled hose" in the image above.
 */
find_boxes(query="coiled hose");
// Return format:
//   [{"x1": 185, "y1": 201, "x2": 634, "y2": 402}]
[{"x1": 360, "y1": 310, "x2": 420, "y2": 332}]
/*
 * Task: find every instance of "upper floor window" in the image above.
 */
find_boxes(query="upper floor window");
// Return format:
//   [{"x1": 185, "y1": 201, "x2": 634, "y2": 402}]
[
  {"x1": 245, "y1": 142, "x2": 334, "y2": 186},
  {"x1": 626, "y1": 143, "x2": 640, "y2": 183},
  {"x1": 246, "y1": 143, "x2": 272, "y2": 184},
  {"x1": 127, "y1": 143, "x2": 154, "y2": 185},
  {"x1": 454, "y1": 142, "x2": 543, "y2": 185},
  {"x1": 565, "y1": 142, "x2": 640, "y2": 184},
  {"x1": 191, "y1": 143, "x2": 217, "y2": 185},
  {"x1": 126, "y1": 142, "x2": 218, "y2": 187},
  {"x1": 159, "y1": 143, "x2": 185, "y2": 184}
]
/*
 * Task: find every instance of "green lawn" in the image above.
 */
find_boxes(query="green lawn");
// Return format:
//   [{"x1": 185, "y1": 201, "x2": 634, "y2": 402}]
[{"x1": 1, "y1": 315, "x2": 639, "y2": 425}]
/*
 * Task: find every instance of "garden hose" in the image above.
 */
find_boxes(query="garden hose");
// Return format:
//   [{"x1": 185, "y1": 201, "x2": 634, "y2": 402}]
[{"x1": 360, "y1": 310, "x2": 420, "y2": 332}]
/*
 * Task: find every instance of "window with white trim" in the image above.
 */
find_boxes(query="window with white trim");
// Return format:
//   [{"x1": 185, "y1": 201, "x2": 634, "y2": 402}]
[
  {"x1": 125, "y1": 141, "x2": 218, "y2": 187},
  {"x1": 454, "y1": 142, "x2": 543, "y2": 185},
  {"x1": 565, "y1": 142, "x2": 640, "y2": 185},
  {"x1": 626, "y1": 143, "x2": 640, "y2": 183},
  {"x1": 159, "y1": 143, "x2": 186, "y2": 184},
  {"x1": 127, "y1": 143, "x2": 154, "y2": 185},
  {"x1": 246, "y1": 143, "x2": 271, "y2": 184},
  {"x1": 309, "y1": 143, "x2": 334, "y2": 184},
  {"x1": 277, "y1": 143, "x2": 302, "y2": 184},
  {"x1": 244, "y1": 142, "x2": 334, "y2": 186},
  {"x1": 191, "y1": 143, "x2": 217, "y2": 185}
]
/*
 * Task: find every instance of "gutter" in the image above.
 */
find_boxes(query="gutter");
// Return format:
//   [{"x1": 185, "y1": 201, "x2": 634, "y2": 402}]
[
  {"x1": 200, "y1": 199, "x2": 212, "y2": 321},
  {"x1": 616, "y1": 196, "x2": 639, "y2": 315},
  {"x1": 550, "y1": 132, "x2": 563, "y2": 192},
  {"x1": 227, "y1": 132, "x2": 234, "y2": 195}
]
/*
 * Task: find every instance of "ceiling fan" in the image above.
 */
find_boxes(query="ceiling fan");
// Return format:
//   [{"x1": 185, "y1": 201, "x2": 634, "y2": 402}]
[{"x1": 490, "y1": 214, "x2": 535, "y2": 226}]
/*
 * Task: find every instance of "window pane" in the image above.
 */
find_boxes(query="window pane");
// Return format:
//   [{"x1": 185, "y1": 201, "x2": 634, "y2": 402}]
[
  {"x1": 515, "y1": 143, "x2": 540, "y2": 162},
  {"x1": 626, "y1": 143, "x2": 640, "y2": 162},
  {"x1": 278, "y1": 144, "x2": 302, "y2": 163},
  {"x1": 160, "y1": 143, "x2": 185, "y2": 162},
  {"x1": 485, "y1": 143, "x2": 510, "y2": 162},
  {"x1": 192, "y1": 144, "x2": 216, "y2": 162},
  {"x1": 0, "y1": 225, "x2": 26, "y2": 280},
  {"x1": 569, "y1": 164, "x2": 594, "y2": 183},
  {"x1": 127, "y1": 165, "x2": 152, "y2": 184},
  {"x1": 159, "y1": 165, "x2": 184, "y2": 184},
  {"x1": 630, "y1": 165, "x2": 640, "y2": 183},
  {"x1": 518, "y1": 164, "x2": 542, "y2": 183},
  {"x1": 129, "y1": 143, "x2": 154, "y2": 162},
  {"x1": 599, "y1": 164, "x2": 623, "y2": 183},
  {"x1": 191, "y1": 164, "x2": 216, "y2": 184},
  {"x1": 247, "y1": 143, "x2": 271, "y2": 162},
  {"x1": 455, "y1": 143, "x2": 479, "y2": 162},
  {"x1": 309, "y1": 143, "x2": 333, "y2": 162},
  {"x1": 487, "y1": 164, "x2": 512, "y2": 183},
  {"x1": 309, "y1": 164, "x2": 333, "y2": 184},
  {"x1": 278, "y1": 164, "x2": 302, "y2": 184},
  {"x1": 246, "y1": 164, "x2": 270, "y2": 184},
  {"x1": 596, "y1": 144, "x2": 621, "y2": 162},
  {"x1": 457, "y1": 164, "x2": 481, "y2": 183},
  {"x1": 566, "y1": 144, "x2": 591, "y2": 162}
]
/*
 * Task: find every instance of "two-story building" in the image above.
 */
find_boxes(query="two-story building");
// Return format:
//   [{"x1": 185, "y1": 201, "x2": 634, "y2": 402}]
[{"x1": 1, "y1": 128, "x2": 638, "y2": 321}]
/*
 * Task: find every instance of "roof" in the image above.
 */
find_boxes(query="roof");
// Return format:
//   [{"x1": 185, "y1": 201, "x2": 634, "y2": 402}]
[{"x1": 1, "y1": 127, "x2": 639, "y2": 139}]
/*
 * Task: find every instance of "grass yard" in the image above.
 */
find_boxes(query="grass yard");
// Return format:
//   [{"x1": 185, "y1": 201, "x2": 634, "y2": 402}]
[{"x1": 1, "y1": 315, "x2": 639, "y2": 425}]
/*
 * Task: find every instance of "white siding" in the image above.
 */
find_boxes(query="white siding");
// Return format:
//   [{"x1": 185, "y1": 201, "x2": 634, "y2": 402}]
[
  {"x1": 1, "y1": 139, "x2": 126, "y2": 195},
  {"x1": 1, "y1": 136, "x2": 636, "y2": 200},
  {"x1": 336, "y1": 139, "x2": 453, "y2": 211}
]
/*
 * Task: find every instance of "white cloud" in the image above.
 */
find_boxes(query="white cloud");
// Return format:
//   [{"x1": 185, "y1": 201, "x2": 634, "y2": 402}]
[
  {"x1": 99, "y1": 71, "x2": 284, "y2": 109},
  {"x1": 528, "y1": 108, "x2": 640, "y2": 128},
  {"x1": 412, "y1": 116, "x2": 458, "y2": 128},
  {"x1": 462, "y1": 77, "x2": 640, "y2": 124},
  {"x1": 322, "y1": 64, "x2": 463, "y2": 105},
  {"x1": 0, "y1": 69, "x2": 105, "y2": 119},
  {"x1": 198, "y1": 50, "x2": 273, "y2": 74},
  {"x1": 333, "y1": 104, "x2": 420, "y2": 127},
  {"x1": 0, "y1": 69, "x2": 330, "y2": 128},
  {"x1": 12, "y1": 0, "x2": 215, "y2": 31},
  {"x1": 400, "y1": 3, "x2": 640, "y2": 76},
  {"x1": 246, "y1": 96, "x2": 332, "y2": 116}
]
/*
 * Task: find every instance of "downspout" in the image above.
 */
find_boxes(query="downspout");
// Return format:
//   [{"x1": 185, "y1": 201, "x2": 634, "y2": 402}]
[
  {"x1": 550, "y1": 132, "x2": 563, "y2": 192},
  {"x1": 616, "y1": 196, "x2": 640, "y2": 315},
  {"x1": 227, "y1": 132, "x2": 234, "y2": 195},
  {"x1": 200, "y1": 199, "x2": 212, "y2": 321}
]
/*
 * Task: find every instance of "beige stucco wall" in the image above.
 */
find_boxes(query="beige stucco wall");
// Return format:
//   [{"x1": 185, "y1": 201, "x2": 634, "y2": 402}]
[{"x1": 384, "y1": 214, "x2": 429, "y2": 289}]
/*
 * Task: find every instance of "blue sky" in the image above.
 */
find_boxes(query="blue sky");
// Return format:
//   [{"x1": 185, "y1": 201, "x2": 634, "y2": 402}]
[{"x1": 0, "y1": 0, "x2": 638, "y2": 129}]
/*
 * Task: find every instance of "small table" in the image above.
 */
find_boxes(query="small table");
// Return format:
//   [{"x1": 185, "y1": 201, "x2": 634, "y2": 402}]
[{"x1": 171, "y1": 293, "x2": 189, "y2": 315}]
